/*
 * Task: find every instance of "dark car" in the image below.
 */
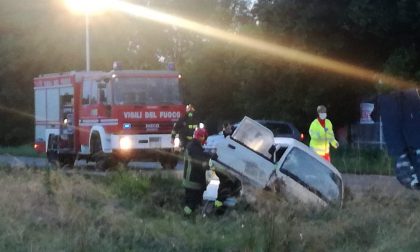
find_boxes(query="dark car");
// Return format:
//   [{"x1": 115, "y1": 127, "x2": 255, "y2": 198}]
[
  {"x1": 256, "y1": 120, "x2": 303, "y2": 140},
  {"x1": 204, "y1": 119, "x2": 303, "y2": 153}
]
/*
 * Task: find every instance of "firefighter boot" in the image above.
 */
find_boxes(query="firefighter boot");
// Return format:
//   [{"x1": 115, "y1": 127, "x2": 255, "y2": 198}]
[
  {"x1": 214, "y1": 200, "x2": 226, "y2": 216},
  {"x1": 184, "y1": 206, "x2": 193, "y2": 216}
]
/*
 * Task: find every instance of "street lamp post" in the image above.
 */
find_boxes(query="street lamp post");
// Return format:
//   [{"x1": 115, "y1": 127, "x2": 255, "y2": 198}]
[
  {"x1": 64, "y1": 0, "x2": 110, "y2": 71},
  {"x1": 85, "y1": 13, "x2": 90, "y2": 71}
]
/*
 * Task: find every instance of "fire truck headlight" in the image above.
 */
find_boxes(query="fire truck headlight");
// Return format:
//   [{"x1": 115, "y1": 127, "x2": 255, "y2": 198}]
[
  {"x1": 120, "y1": 137, "x2": 132, "y2": 150},
  {"x1": 174, "y1": 137, "x2": 180, "y2": 148}
]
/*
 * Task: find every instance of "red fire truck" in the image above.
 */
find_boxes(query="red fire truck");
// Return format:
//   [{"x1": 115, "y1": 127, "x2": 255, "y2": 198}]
[{"x1": 34, "y1": 66, "x2": 185, "y2": 169}]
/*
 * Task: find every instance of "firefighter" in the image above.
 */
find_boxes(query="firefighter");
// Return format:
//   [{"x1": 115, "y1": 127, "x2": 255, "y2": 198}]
[
  {"x1": 309, "y1": 105, "x2": 339, "y2": 162},
  {"x1": 222, "y1": 122, "x2": 235, "y2": 138},
  {"x1": 183, "y1": 127, "x2": 210, "y2": 216},
  {"x1": 171, "y1": 104, "x2": 199, "y2": 149}
]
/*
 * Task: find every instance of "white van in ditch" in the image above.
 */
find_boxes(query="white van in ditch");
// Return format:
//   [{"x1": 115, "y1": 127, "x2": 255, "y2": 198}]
[{"x1": 209, "y1": 116, "x2": 344, "y2": 207}]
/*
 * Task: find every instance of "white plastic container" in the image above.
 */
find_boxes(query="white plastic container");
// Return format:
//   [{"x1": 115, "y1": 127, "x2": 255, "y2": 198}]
[{"x1": 360, "y1": 103, "x2": 375, "y2": 124}]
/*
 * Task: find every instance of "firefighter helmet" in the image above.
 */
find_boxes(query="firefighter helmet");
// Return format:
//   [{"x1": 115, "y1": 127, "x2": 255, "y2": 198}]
[{"x1": 193, "y1": 127, "x2": 208, "y2": 145}]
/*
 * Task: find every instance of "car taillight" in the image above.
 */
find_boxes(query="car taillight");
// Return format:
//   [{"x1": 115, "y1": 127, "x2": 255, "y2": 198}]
[{"x1": 300, "y1": 133, "x2": 305, "y2": 141}]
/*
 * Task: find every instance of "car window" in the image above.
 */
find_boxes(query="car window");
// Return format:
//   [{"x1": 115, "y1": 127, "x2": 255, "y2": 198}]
[
  {"x1": 232, "y1": 117, "x2": 274, "y2": 159},
  {"x1": 280, "y1": 148, "x2": 342, "y2": 205}
]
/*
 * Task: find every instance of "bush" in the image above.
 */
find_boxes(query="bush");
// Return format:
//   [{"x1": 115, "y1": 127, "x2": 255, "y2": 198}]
[
  {"x1": 108, "y1": 171, "x2": 184, "y2": 215},
  {"x1": 0, "y1": 144, "x2": 45, "y2": 157},
  {"x1": 332, "y1": 147, "x2": 394, "y2": 175},
  {"x1": 108, "y1": 171, "x2": 151, "y2": 201}
]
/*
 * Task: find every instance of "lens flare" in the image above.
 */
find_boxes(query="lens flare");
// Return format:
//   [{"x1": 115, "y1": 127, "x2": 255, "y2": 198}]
[
  {"x1": 64, "y1": 0, "x2": 111, "y2": 14},
  {"x1": 109, "y1": 0, "x2": 417, "y2": 89}
]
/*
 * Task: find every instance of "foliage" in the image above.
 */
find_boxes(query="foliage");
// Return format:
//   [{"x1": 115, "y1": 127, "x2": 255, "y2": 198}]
[
  {"x1": 332, "y1": 147, "x2": 394, "y2": 175},
  {"x1": 1, "y1": 0, "x2": 420, "y2": 144},
  {"x1": 0, "y1": 144, "x2": 44, "y2": 157}
]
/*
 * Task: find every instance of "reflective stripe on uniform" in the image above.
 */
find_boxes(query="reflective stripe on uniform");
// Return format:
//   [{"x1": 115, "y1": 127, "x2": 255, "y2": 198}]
[{"x1": 183, "y1": 155, "x2": 203, "y2": 189}]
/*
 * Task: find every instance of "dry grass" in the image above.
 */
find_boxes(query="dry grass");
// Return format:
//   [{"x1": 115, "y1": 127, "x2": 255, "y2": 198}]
[{"x1": 0, "y1": 167, "x2": 419, "y2": 251}]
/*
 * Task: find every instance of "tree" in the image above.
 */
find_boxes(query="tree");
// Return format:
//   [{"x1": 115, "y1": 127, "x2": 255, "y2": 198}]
[{"x1": 1, "y1": 0, "x2": 419, "y2": 145}]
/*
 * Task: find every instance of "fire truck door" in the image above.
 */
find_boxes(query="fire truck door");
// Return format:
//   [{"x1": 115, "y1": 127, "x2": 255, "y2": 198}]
[{"x1": 60, "y1": 93, "x2": 74, "y2": 149}]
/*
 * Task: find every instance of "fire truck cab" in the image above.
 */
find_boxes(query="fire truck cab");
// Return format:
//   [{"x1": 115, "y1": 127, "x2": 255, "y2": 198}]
[{"x1": 34, "y1": 67, "x2": 184, "y2": 170}]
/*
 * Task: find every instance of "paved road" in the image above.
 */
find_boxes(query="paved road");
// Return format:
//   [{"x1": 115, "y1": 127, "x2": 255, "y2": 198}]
[
  {"x1": 0, "y1": 154, "x2": 48, "y2": 168},
  {"x1": 0, "y1": 155, "x2": 417, "y2": 198},
  {"x1": 341, "y1": 173, "x2": 417, "y2": 199}
]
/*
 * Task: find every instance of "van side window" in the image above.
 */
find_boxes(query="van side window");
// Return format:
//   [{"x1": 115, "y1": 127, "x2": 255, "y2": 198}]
[
  {"x1": 82, "y1": 80, "x2": 91, "y2": 105},
  {"x1": 275, "y1": 147, "x2": 287, "y2": 162},
  {"x1": 90, "y1": 82, "x2": 98, "y2": 104}
]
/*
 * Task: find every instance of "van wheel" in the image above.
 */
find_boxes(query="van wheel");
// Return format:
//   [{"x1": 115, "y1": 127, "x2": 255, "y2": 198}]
[{"x1": 90, "y1": 133, "x2": 116, "y2": 171}]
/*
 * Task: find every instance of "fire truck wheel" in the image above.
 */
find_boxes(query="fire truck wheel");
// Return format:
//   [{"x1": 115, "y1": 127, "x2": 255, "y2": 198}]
[
  {"x1": 47, "y1": 150, "x2": 62, "y2": 167},
  {"x1": 90, "y1": 132, "x2": 112, "y2": 170},
  {"x1": 95, "y1": 156, "x2": 117, "y2": 171},
  {"x1": 159, "y1": 156, "x2": 179, "y2": 170}
]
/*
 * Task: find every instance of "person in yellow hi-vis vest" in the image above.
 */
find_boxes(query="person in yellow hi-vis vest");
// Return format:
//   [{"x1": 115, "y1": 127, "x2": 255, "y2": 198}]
[{"x1": 309, "y1": 105, "x2": 339, "y2": 162}]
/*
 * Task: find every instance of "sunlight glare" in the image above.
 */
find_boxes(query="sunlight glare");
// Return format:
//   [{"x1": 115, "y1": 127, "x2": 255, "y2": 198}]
[
  {"x1": 112, "y1": 0, "x2": 416, "y2": 89},
  {"x1": 64, "y1": 0, "x2": 111, "y2": 15}
]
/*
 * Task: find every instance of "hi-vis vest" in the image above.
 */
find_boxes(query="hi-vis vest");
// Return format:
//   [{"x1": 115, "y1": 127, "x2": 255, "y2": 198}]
[{"x1": 309, "y1": 119, "x2": 338, "y2": 156}]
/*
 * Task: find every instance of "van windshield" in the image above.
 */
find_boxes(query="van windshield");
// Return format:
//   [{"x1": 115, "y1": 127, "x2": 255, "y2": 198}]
[
  {"x1": 280, "y1": 148, "x2": 342, "y2": 205},
  {"x1": 112, "y1": 77, "x2": 181, "y2": 105}
]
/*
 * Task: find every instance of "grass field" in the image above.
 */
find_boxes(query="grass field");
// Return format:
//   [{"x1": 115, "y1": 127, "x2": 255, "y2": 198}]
[
  {"x1": 0, "y1": 167, "x2": 418, "y2": 251},
  {"x1": 332, "y1": 147, "x2": 394, "y2": 175}
]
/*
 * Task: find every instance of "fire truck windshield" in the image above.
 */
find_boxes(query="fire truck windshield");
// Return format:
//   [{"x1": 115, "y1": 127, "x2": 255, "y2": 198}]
[{"x1": 112, "y1": 77, "x2": 181, "y2": 105}]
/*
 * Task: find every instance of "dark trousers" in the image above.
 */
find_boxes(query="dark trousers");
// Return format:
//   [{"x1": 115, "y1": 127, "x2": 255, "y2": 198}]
[{"x1": 184, "y1": 188, "x2": 204, "y2": 211}]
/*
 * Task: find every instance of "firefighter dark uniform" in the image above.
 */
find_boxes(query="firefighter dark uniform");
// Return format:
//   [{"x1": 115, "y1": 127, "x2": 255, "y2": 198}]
[
  {"x1": 171, "y1": 104, "x2": 198, "y2": 148},
  {"x1": 183, "y1": 128, "x2": 210, "y2": 215}
]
